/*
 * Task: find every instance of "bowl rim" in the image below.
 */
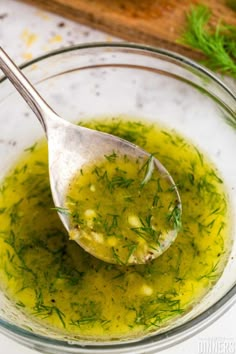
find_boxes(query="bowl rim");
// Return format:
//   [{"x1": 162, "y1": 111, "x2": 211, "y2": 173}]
[
  {"x1": 0, "y1": 42, "x2": 236, "y2": 352},
  {"x1": 1, "y1": 42, "x2": 236, "y2": 102}
]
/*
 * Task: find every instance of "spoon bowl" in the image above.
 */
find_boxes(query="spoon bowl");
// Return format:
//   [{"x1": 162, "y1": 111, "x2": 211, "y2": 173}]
[{"x1": 0, "y1": 47, "x2": 181, "y2": 264}]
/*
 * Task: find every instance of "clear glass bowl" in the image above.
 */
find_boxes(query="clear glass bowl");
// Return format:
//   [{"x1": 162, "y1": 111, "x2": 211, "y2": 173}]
[{"x1": 0, "y1": 43, "x2": 235, "y2": 354}]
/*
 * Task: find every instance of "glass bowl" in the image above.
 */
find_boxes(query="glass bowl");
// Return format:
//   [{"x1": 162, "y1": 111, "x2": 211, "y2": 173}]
[{"x1": 0, "y1": 43, "x2": 235, "y2": 354}]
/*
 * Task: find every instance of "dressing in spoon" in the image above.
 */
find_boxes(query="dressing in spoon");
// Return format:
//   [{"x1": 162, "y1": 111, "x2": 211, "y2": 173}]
[{"x1": 0, "y1": 47, "x2": 181, "y2": 265}]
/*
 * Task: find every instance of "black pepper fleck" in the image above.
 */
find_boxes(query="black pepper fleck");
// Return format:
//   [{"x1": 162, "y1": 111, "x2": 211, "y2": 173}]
[
  {"x1": 57, "y1": 22, "x2": 65, "y2": 28},
  {"x1": 0, "y1": 13, "x2": 8, "y2": 20}
]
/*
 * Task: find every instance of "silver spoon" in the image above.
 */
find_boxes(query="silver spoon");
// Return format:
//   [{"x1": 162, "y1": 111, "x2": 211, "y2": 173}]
[{"x1": 0, "y1": 47, "x2": 181, "y2": 265}]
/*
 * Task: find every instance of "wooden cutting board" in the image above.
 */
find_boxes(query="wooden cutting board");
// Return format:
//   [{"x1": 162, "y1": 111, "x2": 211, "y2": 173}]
[{"x1": 21, "y1": 0, "x2": 236, "y2": 60}]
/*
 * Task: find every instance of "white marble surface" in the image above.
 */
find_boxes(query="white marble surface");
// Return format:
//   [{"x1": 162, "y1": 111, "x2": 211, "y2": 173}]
[{"x1": 0, "y1": 1, "x2": 235, "y2": 353}]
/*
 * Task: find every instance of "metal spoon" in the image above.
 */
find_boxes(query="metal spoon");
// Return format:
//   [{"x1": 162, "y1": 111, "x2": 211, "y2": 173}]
[{"x1": 0, "y1": 47, "x2": 181, "y2": 265}]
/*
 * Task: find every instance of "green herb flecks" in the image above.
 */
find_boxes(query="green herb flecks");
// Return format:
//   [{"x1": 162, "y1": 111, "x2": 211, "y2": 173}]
[
  {"x1": 24, "y1": 142, "x2": 38, "y2": 153},
  {"x1": 104, "y1": 152, "x2": 117, "y2": 162},
  {"x1": 0, "y1": 117, "x2": 230, "y2": 340},
  {"x1": 110, "y1": 175, "x2": 134, "y2": 189},
  {"x1": 33, "y1": 289, "x2": 66, "y2": 328},
  {"x1": 131, "y1": 215, "x2": 161, "y2": 243},
  {"x1": 51, "y1": 206, "x2": 71, "y2": 215},
  {"x1": 167, "y1": 203, "x2": 182, "y2": 232},
  {"x1": 133, "y1": 293, "x2": 184, "y2": 330}
]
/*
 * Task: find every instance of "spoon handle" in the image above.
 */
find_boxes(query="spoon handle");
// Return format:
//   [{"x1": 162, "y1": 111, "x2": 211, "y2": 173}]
[{"x1": 0, "y1": 47, "x2": 56, "y2": 134}]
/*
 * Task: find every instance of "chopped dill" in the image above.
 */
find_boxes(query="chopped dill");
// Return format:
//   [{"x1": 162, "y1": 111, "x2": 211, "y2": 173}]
[
  {"x1": 194, "y1": 146, "x2": 204, "y2": 166},
  {"x1": 198, "y1": 261, "x2": 220, "y2": 280},
  {"x1": 217, "y1": 222, "x2": 225, "y2": 236},
  {"x1": 179, "y1": 4, "x2": 236, "y2": 77},
  {"x1": 70, "y1": 316, "x2": 98, "y2": 326},
  {"x1": 156, "y1": 178, "x2": 163, "y2": 192},
  {"x1": 34, "y1": 160, "x2": 46, "y2": 167},
  {"x1": 152, "y1": 193, "x2": 159, "y2": 207},
  {"x1": 122, "y1": 242, "x2": 138, "y2": 262},
  {"x1": 131, "y1": 215, "x2": 161, "y2": 242},
  {"x1": 108, "y1": 214, "x2": 119, "y2": 230},
  {"x1": 51, "y1": 206, "x2": 71, "y2": 215},
  {"x1": 33, "y1": 289, "x2": 66, "y2": 328},
  {"x1": 110, "y1": 175, "x2": 134, "y2": 189},
  {"x1": 187, "y1": 173, "x2": 195, "y2": 186},
  {"x1": 167, "y1": 204, "x2": 182, "y2": 232},
  {"x1": 112, "y1": 247, "x2": 125, "y2": 265},
  {"x1": 24, "y1": 142, "x2": 38, "y2": 153},
  {"x1": 9, "y1": 207, "x2": 23, "y2": 226},
  {"x1": 104, "y1": 151, "x2": 117, "y2": 162},
  {"x1": 0, "y1": 117, "x2": 229, "y2": 339}
]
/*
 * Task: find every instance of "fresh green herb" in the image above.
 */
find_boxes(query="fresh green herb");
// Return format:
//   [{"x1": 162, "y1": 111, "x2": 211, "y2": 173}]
[
  {"x1": 70, "y1": 301, "x2": 106, "y2": 327},
  {"x1": 123, "y1": 242, "x2": 138, "y2": 262},
  {"x1": 208, "y1": 169, "x2": 223, "y2": 184},
  {"x1": 70, "y1": 316, "x2": 98, "y2": 326},
  {"x1": 152, "y1": 193, "x2": 159, "y2": 207},
  {"x1": 188, "y1": 173, "x2": 195, "y2": 186},
  {"x1": 156, "y1": 178, "x2": 163, "y2": 192},
  {"x1": 33, "y1": 289, "x2": 66, "y2": 328},
  {"x1": 34, "y1": 160, "x2": 46, "y2": 167},
  {"x1": 70, "y1": 317, "x2": 110, "y2": 327},
  {"x1": 51, "y1": 206, "x2": 71, "y2": 215},
  {"x1": 179, "y1": 4, "x2": 236, "y2": 77},
  {"x1": 134, "y1": 293, "x2": 184, "y2": 329},
  {"x1": 99, "y1": 214, "x2": 120, "y2": 235},
  {"x1": 24, "y1": 142, "x2": 38, "y2": 152},
  {"x1": 131, "y1": 215, "x2": 161, "y2": 242},
  {"x1": 108, "y1": 214, "x2": 119, "y2": 230},
  {"x1": 14, "y1": 164, "x2": 28, "y2": 175},
  {"x1": 0, "y1": 117, "x2": 229, "y2": 338},
  {"x1": 124, "y1": 196, "x2": 134, "y2": 203},
  {"x1": 110, "y1": 175, "x2": 134, "y2": 189},
  {"x1": 217, "y1": 222, "x2": 225, "y2": 236},
  {"x1": 194, "y1": 146, "x2": 204, "y2": 166},
  {"x1": 167, "y1": 204, "x2": 182, "y2": 232},
  {"x1": 104, "y1": 152, "x2": 117, "y2": 162},
  {"x1": 112, "y1": 247, "x2": 125, "y2": 265},
  {"x1": 98, "y1": 168, "x2": 134, "y2": 192},
  {"x1": 198, "y1": 261, "x2": 220, "y2": 280},
  {"x1": 8, "y1": 198, "x2": 24, "y2": 225}
]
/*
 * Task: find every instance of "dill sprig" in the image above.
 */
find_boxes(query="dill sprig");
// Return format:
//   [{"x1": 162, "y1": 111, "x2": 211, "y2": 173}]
[
  {"x1": 104, "y1": 151, "x2": 117, "y2": 162},
  {"x1": 24, "y1": 142, "x2": 38, "y2": 153},
  {"x1": 131, "y1": 214, "x2": 161, "y2": 243},
  {"x1": 51, "y1": 206, "x2": 71, "y2": 215},
  {"x1": 33, "y1": 289, "x2": 66, "y2": 328},
  {"x1": 167, "y1": 204, "x2": 182, "y2": 232},
  {"x1": 179, "y1": 5, "x2": 236, "y2": 77}
]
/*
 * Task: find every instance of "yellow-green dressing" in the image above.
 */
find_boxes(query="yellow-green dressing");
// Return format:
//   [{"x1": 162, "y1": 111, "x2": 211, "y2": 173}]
[
  {"x1": 0, "y1": 118, "x2": 230, "y2": 340},
  {"x1": 66, "y1": 153, "x2": 181, "y2": 265}
]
